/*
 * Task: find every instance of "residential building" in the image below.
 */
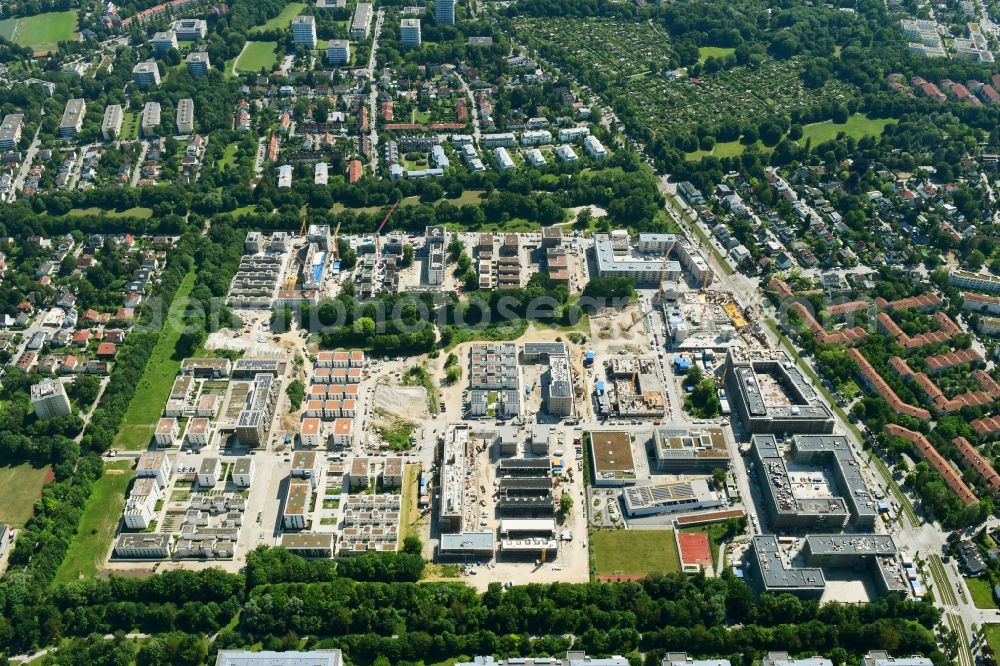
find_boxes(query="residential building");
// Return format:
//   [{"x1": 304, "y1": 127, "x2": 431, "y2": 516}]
[
  {"x1": 197, "y1": 457, "x2": 222, "y2": 487},
  {"x1": 583, "y1": 135, "x2": 607, "y2": 159},
  {"x1": 555, "y1": 144, "x2": 577, "y2": 162},
  {"x1": 663, "y1": 654, "x2": 731, "y2": 666},
  {"x1": 331, "y1": 417, "x2": 353, "y2": 446},
  {"x1": 114, "y1": 533, "x2": 173, "y2": 559},
  {"x1": 951, "y1": 269, "x2": 1000, "y2": 293},
  {"x1": 300, "y1": 417, "x2": 322, "y2": 447},
  {"x1": 101, "y1": 105, "x2": 123, "y2": 141},
  {"x1": 436, "y1": 0, "x2": 455, "y2": 24},
  {"x1": 494, "y1": 146, "x2": 514, "y2": 171},
  {"x1": 292, "y1": 15, "x2": 317, "y2": 48},
  {"x1": 141, "y1": 102, "x2": 161, "y2": 136},
  {"x1": 278, "y1": 164, "x2": 292, "y2": 188},
  {"x1": 0, "y1": 113, "x2": 23, "y2": 150},
  {"x1": 132, "y1": 60, "x2": 161, "y2": 89},
  {"x1": 185, "y1": 51, "x2": 210, "y2": 76},
  {"x1": 861, "y1": 652, "x2": 933, "y2": 666},
  {"x1": 327, "y1": 39, "x2": 350, "y2": 65},
  {"x1": 283, "y1": 478, "x2": 313, "y2": 529},
  {"x1": 136, "y1": 451, "x2": 171, "y2": 488},
  {"x1": 760, "y1": 653, "x2": 833, "y2": 666},
  {"x1": 176, "y1": 98, "x2": 195, "y2": 134},
  {"x1": 232, "y1": 457, "x2": 255, "y2": 487},
  {"x1": 751, "y1": 434, "x2": 878, "y2": 530},
  {"x1": 351, "y1": 2, "x2": 373, "y2": 37},
  {"x1": 724, "y1": 348, "x2": 835, "y2": 434},
  {"x1": 171, "y1": 18, "x2": 207, "y2": 39},
  {"x1": 154, "y1": 417, "x2": 178, "y2": 446},
  {"x1": 400, "y1": 18, "x2": 422, "y2": 47},
  {"x1": 30, "y1": 379, "x2": 71, "y2": 419},
  {"x1": 186, "y1": 417, "x2": 211, "y2": 447},
  {"x1": 58, "y1": 99, "x2": 86, "y2": 138},
  {"x1": 215, "y1": 650, "x2": 342, "y2": 666},
  {"x1": 151, "y1": 30, "x2": 177, "y2": 54}
]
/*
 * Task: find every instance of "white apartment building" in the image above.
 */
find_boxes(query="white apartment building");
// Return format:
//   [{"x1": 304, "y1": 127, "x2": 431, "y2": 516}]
[{"x1": 30, "y1": 379, "x2": 71, "y2": 420}]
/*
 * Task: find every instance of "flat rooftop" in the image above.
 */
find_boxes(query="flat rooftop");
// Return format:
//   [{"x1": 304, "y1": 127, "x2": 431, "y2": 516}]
[{"x1": 589, "y1": 431, "x2": 634, "y2": 475}]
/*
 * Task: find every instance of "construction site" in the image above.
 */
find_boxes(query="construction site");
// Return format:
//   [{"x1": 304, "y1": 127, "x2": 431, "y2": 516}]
[{"x1": 604, "y1": 355, "x2": 665, "y2": 417}]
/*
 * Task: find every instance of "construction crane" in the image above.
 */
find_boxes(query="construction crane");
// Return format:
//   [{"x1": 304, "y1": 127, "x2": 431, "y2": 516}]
[
  {"x1": 377, "y1": 199, "x2": 400, "y2": 235},
  {"x1": 331, "y1": 220, "x2": 341, "y2": 261},
  {"x1": 299, "y1": 206, "x2": 308, "y2": 235},
  {"x1": 656, "y1": 254, "x2": 673, "y2": 303}
]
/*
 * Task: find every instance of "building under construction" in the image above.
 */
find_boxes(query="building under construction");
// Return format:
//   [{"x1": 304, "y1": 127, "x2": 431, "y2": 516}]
[{"x1": 605, "y1": 355, "x2": 664, "y2": 417}]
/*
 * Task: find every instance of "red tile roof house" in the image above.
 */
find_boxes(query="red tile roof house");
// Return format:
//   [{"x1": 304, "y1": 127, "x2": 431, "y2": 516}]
[
  {"x1": 96, "y1": 342, "x2": 117, "y2": 358},
  {"x1": 953, "y1": 436, "x2": 1000, "y2": 491},
  {"x1": 885, "y1": 424, "x2": 978, "y2": 505}
]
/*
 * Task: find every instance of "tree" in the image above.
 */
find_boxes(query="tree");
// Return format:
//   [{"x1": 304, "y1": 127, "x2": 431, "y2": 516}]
[
  {"x1": 559, "y1": 492, "x2": 573, "y2": 519},
  {"x1": 445, "y1": 366, "x2": 462, "y2": 384},
  {"x1": 711, "y1": 466, "x2": 727, "y2": 490},
  {"x1": 286, "y1": 379, "x2": 305, "y2": 412},
  {"x1": 402, "y1": 243, "x2": 414, "y2": 267}
]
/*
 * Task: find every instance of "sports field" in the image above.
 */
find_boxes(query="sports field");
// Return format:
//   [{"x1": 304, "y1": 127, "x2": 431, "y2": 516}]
[
  {"x1": 251, "y1": 2, "x2": 305, "y2": 32},
  {"x1": 235, "y1": 41, "x2": 280, "y2": 73},
  {"x1": 0, "y1": 459, "x2": 51, "y2": 526},
  {"x1": 591, "y1": 529, "x2": 680, "y2": 577},
  {"x1": 0, "y1": 10, "x2": 78, "y2": 53}
]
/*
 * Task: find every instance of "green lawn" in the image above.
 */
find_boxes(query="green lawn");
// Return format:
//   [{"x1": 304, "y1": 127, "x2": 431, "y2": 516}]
[
  {"x1": 698, "y1": 46, "x2": 734, "y2": 63},
  {"x1": 412, "y1": 109, "x2": 433, "y2": 124},
  {"x1": 0, "y1": 459, "x2": 50, "y2": 526},
  {"x1": 235, "y1": 41, "x2": 280, "y2": 73},
  {"x1": 985, "y1": 624, "x2": 1000, "y2": 657},
  {"x1": 113, "y1": 271, "x2": 196, "y2": 450},
  {"x1": 685, "y1": 139, "x2": 764, "y2": 161},
  {"x1": 967, "y1": 577, "x2": 998, "y2": 609},
  {"x1": 398, "y1": 464, "x2": 422, "y2": 540},
  {"x1": 0, "y1": 10, "x2": 78, "y2": 53},
  {"x1": 66, "y1": 206, "x2": 152, "y2": 219},
  {"x1": 448, "y1": 189, "x2": 485, "y2": 206},
  {"x1": 54, "y1": 461, "x2": 132, "y2": 584},
  {"x1": 220, "y1": 142, "x2": 239, "y2": 170},
  {"x1": 591, "y1": 529, "x2": 680, "y2": 577},
  {"x1": 251, "y1": 2, "x2": 305, "y2": 32},
  {"x1": 121, "y1": 111, "x2": 139, "y2": 140},
  {"x1": 798, "y1": 114, "x2": 894, "y2": 145}
]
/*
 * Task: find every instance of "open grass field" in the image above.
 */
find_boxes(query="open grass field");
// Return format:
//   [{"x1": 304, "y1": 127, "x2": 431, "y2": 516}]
[
  {"x1": 398, "y1": 464, "x2": 422, "y2": 541},
  {"x1": 798, "y1": 114, "x2": 894, "y2": 145},
  {"x1": 251, "y1": 2, "x2": 305, "y2": 32},
  {"x1": 698, "y1": 46, "x2": 734, "y2": 63},
  {"x1": 66, "y1": 206, "x2": 152, "y2": 219},
  {"x1": 120, "y1": 111, "x2": 139, "y2": 140},
  {"x1": 54, "y1": 460, "x2": 132, "y2": 584},
  {"x1": 113, "y1": 271, "x2": 196, "y2": 450},
  {"x1": 0, "y1": 10, "x2": 78, "y2": 53},
  {"x1": 235, "y1": 41, "x2": 280, "y2": 73},
  {"x1": 591, "y1": 529, "x2": 680, "y2": 577},
  {"x1": 685, "y1": 139, "x2": 766, "y2": 161},
  {"x1": 0, "y1": 459, "x2": 51, "y2": 526},
  {"x1": 967, "y1": 577, "x2": 998, "y2": 609},
  {"x1": 986, "y1": 624, "x2": 1000, "y2": 657},
  {"x1": 220, "y1": 142, "x2": 239, "y2": 170}
]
